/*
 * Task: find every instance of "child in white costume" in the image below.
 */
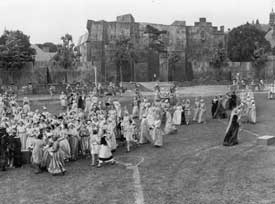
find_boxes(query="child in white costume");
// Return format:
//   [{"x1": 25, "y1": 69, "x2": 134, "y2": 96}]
[
  {"x1": 89, "y1": 123, "x2": 100, "y2": 166},
  {"x1": 184, "y1": 99, "x2": 192, "y2": 125},
  {"x1": 97, "y1": 134, "x2": 115, "y2": 168},
  {"x1": 198, "y1": 99, "x2": 206, "y2": 124},
  {"x1": 193, "y1": 97, "x2": 200, "y2": 122},
  {"x1": 248, "y1": 100, "x2": 256, "y2": 124},
  {"x1": 60, "y1": 92, "x2": 67, "y2": 110},
  {"x1": 152, "y1": 116, "x2": 164, "y2": 147},
  {"x1": 172, "y1": 103, "x2": 182, "y2": 126},
  {"x1": 123, "y1": 117, "x2": 138, "y2": 152},
  {"x1": 140, "y1": 115, "x2": 151, "y2": 144}
]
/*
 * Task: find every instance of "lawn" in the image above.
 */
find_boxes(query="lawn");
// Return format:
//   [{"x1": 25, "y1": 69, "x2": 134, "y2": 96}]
[{"x1": 1, "y1": 92, "x2": 275, "y2": 204}]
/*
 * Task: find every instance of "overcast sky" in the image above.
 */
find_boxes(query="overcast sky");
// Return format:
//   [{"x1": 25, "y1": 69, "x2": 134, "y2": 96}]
[{"x1": 0, "y1": 0, "x2": 274, "y2": 44}]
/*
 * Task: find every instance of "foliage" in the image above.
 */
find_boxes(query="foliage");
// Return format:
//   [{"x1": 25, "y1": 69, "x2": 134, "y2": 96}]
[
  {"x1": 113, "y1": 36, "x2": 138, "y2": 81},
  {"x1": 252, "y1": 42, "x2": 268, "y2": 67},
  {"x1": 145, "y1": 25, "x2": 167, "y2": 53},
  {"x1": 37, "y1": 42, "x2": 58, "y2": 52},
  {"x1": 210, "y1": 48, "x2": 227, "y2": 68},
  {"x1": 0, "y1": 30, "x2": 36, "y2": 69},
  {"x1": 168, "y1": 53, "x2": 180, "y2": 68},
  {"x1": 227, "y1": 24, "x2": 271, "y2": 62},
  {"x1": 53, "y1": 34, "x2": 80, "y2": 69}
]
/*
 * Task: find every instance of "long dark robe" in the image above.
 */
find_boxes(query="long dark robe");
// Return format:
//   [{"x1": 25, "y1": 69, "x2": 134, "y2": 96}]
[
  {"x1": 229, "y1": 94, "x2": 237, "y2": 110},
  {"x1": 223, "y1": 120, "x2": 239, "y2": 146},
  {"x1": 77, "y1": 96, "x2": 84, "y2": 110},
  {"x1": 8, "y1": 136, "x2": 22, "y2": 168},
  {"x1": 211, "y1": 100, "x2": 218, "y2": 118},
  {"x1": 181, "y1": 105, "x2": 186, "y2": 125},
  {"x1": 0, "y1": 128, "x2": 9, "y2": 170},
  {"x1": 214, "y1": 101, "x2": 227, "y2": 119}
]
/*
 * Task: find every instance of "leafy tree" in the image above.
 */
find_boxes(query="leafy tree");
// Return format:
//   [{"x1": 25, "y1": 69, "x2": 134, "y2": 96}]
[
  {"x1": 37, "y1": 42, "x2": 58, "y2": 52},
  {"x1": 210, "y1": 48, "x2": 227, "y2": 68},
  {"x1": 113, "y1": 36, "x2": 138, "y2": 82},
  {"x1": 145, "y1": 25, "x2": 167, "y2": 53},
  {"x1": 227, "y1": 24, "x2": 271, "y2": 62},
  {"x1": 0, "y1": 30, "x2": 36, "y2": 69},
  {"x1": 53, "y1": 34, "x2": 80, "y2": 83},
  {"x1": 53, "y1": 34, "x2": 80, "y2": 69}
]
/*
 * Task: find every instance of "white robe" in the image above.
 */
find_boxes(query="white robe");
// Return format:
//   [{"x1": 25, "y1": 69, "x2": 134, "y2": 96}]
[{"x1": 172, "y1": 106, "x2": 182, "y2": 125}]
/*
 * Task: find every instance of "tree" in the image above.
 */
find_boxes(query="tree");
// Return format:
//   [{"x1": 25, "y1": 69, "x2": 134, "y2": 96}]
[
  {"x1": 227, "y1": 24, "x2": 271, "y2": 62},
  {"x1": 53, "y1": 34, "x2": 80, "y2": 83},
  {"x1": 0, "y1": 30, "x2": 36, "y2": 69},
  {"x1": 210, "y1": 48, "x2": 227, "y2": 68},
  {"x1": 53, "y1": 34, "x2": 80, "y2": 69},
  {"x1": 113, "y1": 36, "x2": 138, "y2": 82},
  {"x1": 37, "y1": 42, "x2": 58, "y2": 52}
]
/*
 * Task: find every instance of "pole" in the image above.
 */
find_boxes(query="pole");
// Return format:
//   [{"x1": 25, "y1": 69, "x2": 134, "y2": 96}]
[{"x1": 94, "y1": 65, "x2": 97, "y2": 87}]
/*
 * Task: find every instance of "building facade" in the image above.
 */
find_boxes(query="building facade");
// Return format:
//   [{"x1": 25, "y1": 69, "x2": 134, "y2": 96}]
[{"x1": 81, "y1": 14, "x2": 225, "y2": 82}]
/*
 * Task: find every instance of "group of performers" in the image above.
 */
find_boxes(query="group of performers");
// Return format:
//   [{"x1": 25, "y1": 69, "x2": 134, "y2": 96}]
[
  {"x1": 0, "y1": 88, "x2": 173, "y2": 174},
  {"x1": 0, "y1": 82, "x2": 258, "y2": 174}
]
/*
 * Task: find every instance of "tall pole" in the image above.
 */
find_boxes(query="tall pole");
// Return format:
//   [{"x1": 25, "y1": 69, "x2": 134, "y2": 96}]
[{"x1": 94, "y1": 65, "x2": 97, "y2": 86}]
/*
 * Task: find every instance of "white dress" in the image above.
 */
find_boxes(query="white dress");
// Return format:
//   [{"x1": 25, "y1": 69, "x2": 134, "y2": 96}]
[
  {"x1": 173, "y1": 106, "x2": 182, "y2": 125},
  {"x1": 249, "y1": 104, "x2": 256, "y2": 124},
  {"x1": 140, "y1": 117, "x2": 151, "y2": 143},
  {"x1": 152, "y1": 120, "x2": 163, "y2": 147},
  {"x1": 60, "y1": 94, "x2": 67, "y2": 107},
  {"x1": 165, "y1": 111, "x2": 175, "y2": 134},
  {"x1": 90, "y1": 129, "x2": 100, "y2": 155}
]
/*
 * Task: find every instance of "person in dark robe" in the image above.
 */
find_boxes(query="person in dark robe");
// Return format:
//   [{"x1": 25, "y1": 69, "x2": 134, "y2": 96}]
[
  {"x1": 223, "y1": 115, "x2": 239, "y2": 146},
  {"x1": 181, "y1": 101, "x2": 186, "y2": 125},
  {"x1": 211, "y1": 96, "x2": 219, "y2": 119},
  {"x1": 229, "y1": 91, "x2": 237, "y2": 110},
  {"x1": 8, "y1": 129, "x2": 22, "y2": 168},
  {"x1": 0, "y1": 128, "x2": 9, "y2": 171},
  {"x1": 77, "y1": 94, "x2": 84, "y2": 110},
  {"x1": 214, "y1": 96, "x2": 227, "y2": 119}
]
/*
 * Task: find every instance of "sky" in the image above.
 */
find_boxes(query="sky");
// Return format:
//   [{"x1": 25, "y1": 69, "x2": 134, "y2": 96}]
[{"x1": 0, "y1": 0, "x2": 274, "y2": 44}]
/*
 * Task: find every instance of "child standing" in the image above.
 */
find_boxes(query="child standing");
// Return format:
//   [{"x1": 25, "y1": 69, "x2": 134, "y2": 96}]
[
  {"x1": 89, "y1": 123, "x2": 100, "y2": 166},
  {"x1": 198, "y1": 99, "x2": 207, "y2": 124},
  {"x1": 97, "y1": 133, "x2": 115, "y2": 168},
  {"x1": 79, "y1": 123, "x2": 90, "y2": 157},
  {"x1": 124, "y1": 119, "x2": 138, "y2": 152},
  {"x1": 31, "y1": 133, "x2": 45, "y2": 174},
  {"x1": 184, "y1": 99, "x2": 192, "y2": 125},
  {"x1": 193, "y1": 97, "x2": 200, "y2": 122},
  {"x1": 172, "y1": 103, "x2": 182, "y2": 126}
]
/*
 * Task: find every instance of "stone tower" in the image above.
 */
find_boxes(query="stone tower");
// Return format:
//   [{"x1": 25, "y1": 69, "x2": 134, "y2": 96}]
[{"x1": 269, "y1": 8, "x2": 275, "y2": 26}]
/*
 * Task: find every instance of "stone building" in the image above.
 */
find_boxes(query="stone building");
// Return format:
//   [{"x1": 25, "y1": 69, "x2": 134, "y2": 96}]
[{"x1": 81, "y1": 14, "x2": 226, "y2": 82}]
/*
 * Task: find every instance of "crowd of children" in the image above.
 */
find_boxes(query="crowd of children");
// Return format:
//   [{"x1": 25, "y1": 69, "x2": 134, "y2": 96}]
[{"x1": 0, "y1": 85, "x2": 257, "y2": 174}]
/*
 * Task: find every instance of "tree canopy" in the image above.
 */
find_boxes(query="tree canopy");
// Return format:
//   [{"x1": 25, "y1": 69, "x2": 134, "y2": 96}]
[
  {"x1": 210, "y1": 48, "x2": 227, "y2": 68},
  {"x1": 0, "y1": 30, "x2": 36, "y2": 69},
  {"x1": 53, "y1": 34, "x2": 80, "y2": 69},
  {"x1": 227, "y1": 24, "x2": 271, "y2": 62},
  {"x1": 37, "y1": 42, "x2": 58, "y2": 53}
]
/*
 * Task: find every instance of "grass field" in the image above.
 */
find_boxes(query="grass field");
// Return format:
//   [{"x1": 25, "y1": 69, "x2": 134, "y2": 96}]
[{"x1": 1, "y1": 92, "x2": 275, "y2": 204}]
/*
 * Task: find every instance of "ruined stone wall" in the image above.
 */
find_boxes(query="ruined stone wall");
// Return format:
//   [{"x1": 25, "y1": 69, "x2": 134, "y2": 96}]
[
  {"x1": 86, "y1": 15, "x2": 225, "y2": 82},
  {"x1": 186, "y1": 18, "x2": 225, "y2": 79}
]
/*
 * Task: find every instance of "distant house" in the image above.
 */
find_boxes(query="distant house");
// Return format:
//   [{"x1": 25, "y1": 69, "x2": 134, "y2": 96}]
[{"x1": 31, "y1": 44, "x2": 56, "y2": 66}]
